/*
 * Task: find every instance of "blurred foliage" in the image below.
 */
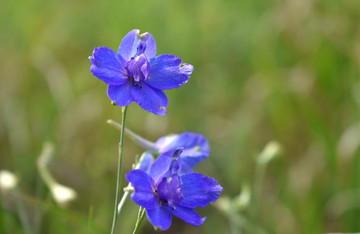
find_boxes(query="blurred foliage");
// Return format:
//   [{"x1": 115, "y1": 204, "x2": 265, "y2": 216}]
[{"x1": 1, "y1": 0, "x2": 360, "y2": 233}]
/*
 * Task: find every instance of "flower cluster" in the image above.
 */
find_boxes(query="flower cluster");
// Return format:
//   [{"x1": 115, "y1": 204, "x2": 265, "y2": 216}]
[
  {"x1": 126, "y1": 133, "x2": 222, "y2": 230},
  {"x1": 89, "y1": 29, "x2": 193, "y2": 115},
  {"x1": 90, "y1": 29, "x2": 222, "y2": 231}
]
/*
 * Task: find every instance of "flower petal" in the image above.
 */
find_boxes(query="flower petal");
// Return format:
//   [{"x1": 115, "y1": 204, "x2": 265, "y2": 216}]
[
  {"x1": 137, "y1": 152, "x2": 154, "y2": 172},
  {"x1": 132, "y1": 83, "x2": 168, "y2": 115},
  {"x1": 147, "y1": 54, "x2": 193, "y2": 90},
  {"x1": 169, "y1": 205, "x2": 206, "y2": 226},
  {"x1": 149, "y1": 150, "x2": 174, "y2": 184},
  {"x1": 107, "y1": 80, "x2": 134, "y2": 106},
  {"x1": 140, "y1": 32, "x2": 157, "y2": 59},
  {"x1": 155, "y1": 132, "x2": 210, "y2": 168},
  {"x1": 149, "y1": 149, "x2": 183, "y2": 185},
  {"x1": 146, "y1": 202, "x2": 172, "y2": 230},
  {"x1": 89, "y1": 47, "x2": 128, "y2": 85},
  {"x1": 118, "y1": 29, "x2": 140, "y2": 61},
  {"x1": 118, "y1": 29, "x2": 157, "y2": 61},
  {"x1": 125, "y1": 170, "x2": 158, "y2": 210},
  {"x1": 178, "y1": 163, "x2": 193, "y2": 175},
  {"x1": 154, "y1": 134, "x2": 178, "y2": 152},
  {"x1": 180, "y1": 151, "x2": 208, "y2": 169},
  {"x1": 180, "y1": 173, "x2": 223, "y2": 208}
]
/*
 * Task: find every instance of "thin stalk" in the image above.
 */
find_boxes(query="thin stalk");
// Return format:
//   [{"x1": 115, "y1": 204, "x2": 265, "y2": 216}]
[
  {"x1": 250, "y1": 163, "x2": 265, "y2": 218},
  {"x1": 132, "y1": 207, "x2": 146, "y2": 234},
  {"x1": 0, "y1": 195, "x2": 5, "y2": 234},
  {"x1": 34, "y1": 172, "x2": 45, "y2": 234},
  {"x1": 14, "y1": 188, "x2": 33, "y2": 234},
  {"x1": 110, "y1": 106, "x2": 128, "y2": 234},
  {"x1": 117, "y1": 151, "x2": 148, "y2": 215},
  {"x1": 88, "y1": 206, "x2": 94, "y2": 233},
  {"x1": 117, "y1": 190, "x2": 130, "y2": 215},
  {"x1": 37, "y1": 143, "x2": 56, "y2": 187},
  {"x1": 107, "y1": 119, "x2": 158, "y2": 152}
]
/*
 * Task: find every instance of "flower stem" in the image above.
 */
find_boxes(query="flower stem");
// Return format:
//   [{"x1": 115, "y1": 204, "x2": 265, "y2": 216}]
[
  {"x1": 117, "y1": 152, "x2": 146, "y2": 215},
  {"x1": 107, "y1": 119, "x2": 158, "y2": 152},
  {"x1": 110, "y1": 106, "x2": 128, "y2": 234},
  {"x1": 132, "y1": 207, "x2": 146, "y2": 234},
  {"x1": 117, "y1": 189, "x2": 130, "y2": 214}
]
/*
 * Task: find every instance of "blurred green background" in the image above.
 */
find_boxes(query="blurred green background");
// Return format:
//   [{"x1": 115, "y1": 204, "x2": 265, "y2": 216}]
[{"x1": 1, "y1": 0, "x2": 360, "y2": 233}]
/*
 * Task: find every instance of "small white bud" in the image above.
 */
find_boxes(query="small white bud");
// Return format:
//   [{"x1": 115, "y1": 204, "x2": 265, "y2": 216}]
[
  {"x1": 0, "y1": 170, "x2": 18, "y2": 191},
  {"x1": 257, "y1": 141, "x2": 282, "y2": 165},
  {"x1": 50, "y1": 183, "x2": 77, "y2": 206}
]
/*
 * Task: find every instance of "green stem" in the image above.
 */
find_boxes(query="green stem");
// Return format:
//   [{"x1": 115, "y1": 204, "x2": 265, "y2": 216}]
[
  {"x1": 251, "y1": 163, "x2": 265, "y2": 218},
  {"x1": 107, "y1": 119, "x2": 158, "y2": 152},
  {"x1": 37, "y1": 143, "x2": 56, "y2": 187},
  {"x1": 14, "y1": 188, "x2": 33, "y2": 234},
  {"x1": 132, "y1": 207, "x2": 146, "y2": 234},
  {"x1": 117, "y1": 189, "x2": 130, "y2": 214},
  {"x1": 117, "y1": 151, "x2": 149, "y2": 216},
  {"x1": 110, "y1": 106, "x2": 128, "y2": 234}
]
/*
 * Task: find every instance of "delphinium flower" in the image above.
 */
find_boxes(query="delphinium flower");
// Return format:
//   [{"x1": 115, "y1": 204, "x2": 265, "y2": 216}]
[
  {"x1": 136, "y1": 132, "x2": 210, "y2": 174},
  {"x1": 89, "y1": 29, "x2": 193, "y2": 115},
  {"x1": 118, "y1": 132, "x2": 209, "y2": 215},
  {"x1": 108, "y1": 125, "x2": 211, "y2": 173},
  {"x1": 154, "y1": 132, "x2": 210, "y2": 170},
  {"x1": 126, "y1": 149, "x2": 223, "y2": 230}
]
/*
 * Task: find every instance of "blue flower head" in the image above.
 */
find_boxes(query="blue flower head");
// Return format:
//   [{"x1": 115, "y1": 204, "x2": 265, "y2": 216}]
[
  {"x1": 89, "y1": 29, "x2": 194, "y2": 115},
  {"x1": 126, "y1": 149, "x2": 223, "y2": 230},
  {"x1": 137, "y1": 132, "x2": 210, "y2": 174},
  {"x1": 155, "y1": 132, "x2": 210, "y2": 169}
]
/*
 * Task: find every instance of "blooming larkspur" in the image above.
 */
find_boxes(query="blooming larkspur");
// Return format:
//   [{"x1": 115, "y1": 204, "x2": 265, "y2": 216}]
[
  {"x1": 154, "y1": 132, "x2": 210, "y2": 169},
  {"x1": 137, "y1": 132, "x2": 210, "y2": 174},
  {"x1": 89, "y1": 29, "x2": 194, "y2": 115},
  {"x1": 126, "y1": 149, "x2": 222, "y2": 230}
]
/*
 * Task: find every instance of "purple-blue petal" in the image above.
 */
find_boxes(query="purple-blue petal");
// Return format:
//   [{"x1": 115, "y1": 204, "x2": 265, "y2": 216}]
[
  {"x1": 154, "y1": 134, "x2": 178, "y2": 152},
  {"x1": 168, "y1": 151, "x2": 182, "y2": 176},
  {"x1": 89, "y1": 47, "x2": 128, "y2": 85},
  {"x1": 155, "y1": 132, "x2": 210, "y2": 168},
  {"x1": 180, "y1": 151, "x2": 208, "y2": 169},
  {"x1": 149, "y1": 151, "x2": 174, "y2": 184},
  {"x1": 107, "y1": 80, "x2": 134, "y2": 106},
  {"x1": 138, "y1": 32, "x2": 157, "y2": 59},
  {"x1": 118, "y1": 29, "x2": 140, "y2": 61},
  {"x1": 146, "y1": 202, "x2": 172, "y2": 230},
  {"x1": 138, "y1": 152, "x2": 154, "y2": 173},
  {"x1": 146, "y1": 54, "x2": 193, "y2": 90},
  {"x1": 169, "y1": 205, "x2": 206, "y2": 226},
  {"x1": 179, "y1": 162, "x2": 194, "y2": 174},
  {"x1": 180, "y1": 173, "x2": 223, "y2": 208},
  {"x1": 157, "y1": 175, "x2": 183, "y2": 207},
  {"x1": 118, "y1": 29, "x2": 157, "y2": 61},
  {"x1": 125, "y1": 170, "x2": 158, "y2": 210},
  {"x1": 149, "y1": 149, "x2": 183, "y2": 184},
  {"x1": 132, "y1": 83, "x2": 168, "y2": 115}
]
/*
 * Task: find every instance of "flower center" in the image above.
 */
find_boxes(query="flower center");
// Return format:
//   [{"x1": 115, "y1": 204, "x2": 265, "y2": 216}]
[
  {"x1": 157, "y1": 175, "x2": 183, "y2": 207},
  {"x1": 126, "y1": 54, "x2": 149, "y2": 85}
]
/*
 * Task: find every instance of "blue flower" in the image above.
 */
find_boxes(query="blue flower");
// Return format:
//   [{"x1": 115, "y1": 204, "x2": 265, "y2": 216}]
[
  {"x1": 155, "y1": 132, "x2": 210, "y2": 172},
  {"x1": 89, "y1": 29, "x2": 194, "y2": 115},
  {"x1": 137, "y1": 152, "x2": 154, "y2": 173},
  {"x1": 136, "y1": 132, "x2": 210, "y2": 174},
  {"x1": 126, "y1": 149, "x2": 223, "y2": 230}
]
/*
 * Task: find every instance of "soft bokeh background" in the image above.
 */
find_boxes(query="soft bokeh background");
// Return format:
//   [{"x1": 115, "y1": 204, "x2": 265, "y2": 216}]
[{"x1": 1, "y1": 0, "x2": 360, "y2": 233}]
